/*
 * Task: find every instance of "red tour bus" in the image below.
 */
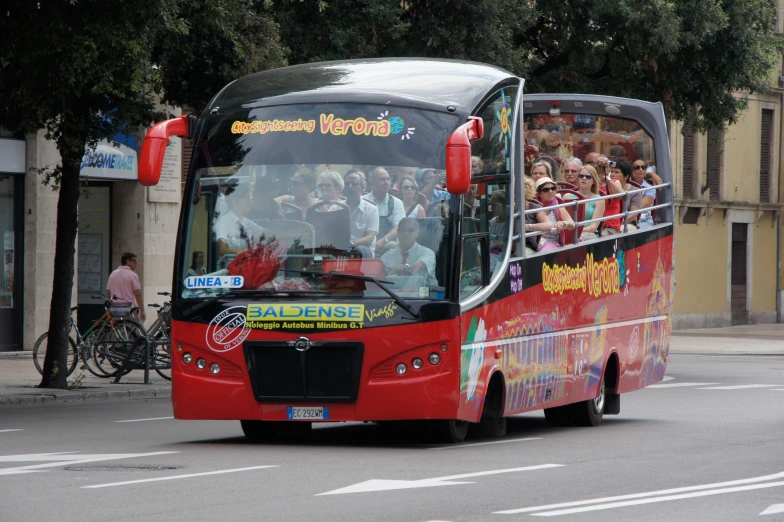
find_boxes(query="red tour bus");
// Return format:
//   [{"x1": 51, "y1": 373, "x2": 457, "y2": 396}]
[{"x1": 139, "y1": 58, "x2": 674, "y2": 443}]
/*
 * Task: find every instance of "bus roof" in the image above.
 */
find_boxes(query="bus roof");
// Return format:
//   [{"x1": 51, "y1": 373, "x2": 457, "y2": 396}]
[{"x1": 208, "y1": 58, "x2": 518, "y2": 116}]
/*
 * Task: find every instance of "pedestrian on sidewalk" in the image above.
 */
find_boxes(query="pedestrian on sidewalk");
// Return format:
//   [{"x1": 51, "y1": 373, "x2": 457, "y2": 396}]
[{"x1": 106, "y1": 252, "x2": 145, "y2": 322}]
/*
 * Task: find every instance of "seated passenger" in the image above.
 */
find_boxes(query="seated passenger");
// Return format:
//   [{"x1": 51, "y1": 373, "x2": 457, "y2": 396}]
[
  {"x1": 595, "y1": 155, "x2": 623, "y2": 236},
  {"x1": 560, "y1": 157, "x2": 582, "y2": 196},
  {"x1": 416, "y1": 168, "x2": 449, "y2": 207},
  {"x1": 364, "y1": 167, "x2": 405, "y2": 254},
  {"x1": 529, "y1": 160, "x2": 551, "y2": 184},
  {"x1": 214, "y1": 188, "x2": 266, "y2": 256},
  {"x1": 523, "y1": 177, "x2": 550, "y2": 254},
  {"x1": 631, "y1": 159, "x2": 656, "y2": 229},
  {"x1": 534, "y1": 177, "x2": 575, "y2": 252},
  {"x1": 464, "y1": 184, "x2": 479, "y2": 218},
  {"x1": 247, "y1": 174, "x2": 285, "y2": 221},
  {"x1": 576, "y1": 165, "x2": 605, "y2": 241},
  {"x1": 316, "y1": 170, "x2": 345, "y2": 206},
  {"x1": 343, "y1": 170, "x2": 379, "y2": 257},
  {"x1": 611, "y1": 159, "x2": 639, "y2": 230},
  {"x1": 489, "y1": 190, "x2": 508, "y2": 254},
  {"x1": 399, "y1": 175, "x2": 426, "y2": 219},
  {"x1": 275, "y1": 167, "x2": 319, "y2": 214},
  {"x1": 380, "y1": 217, "x2": 437, "y2": 286}
]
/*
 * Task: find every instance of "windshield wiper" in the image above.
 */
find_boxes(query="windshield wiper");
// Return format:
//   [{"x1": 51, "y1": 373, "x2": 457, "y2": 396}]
[
  {"x1": 181, "y1": 288, "x2": 330, "y2": 320},
  {"x1": 287, "y1": 270, "x2": 419, "y2": 319}
]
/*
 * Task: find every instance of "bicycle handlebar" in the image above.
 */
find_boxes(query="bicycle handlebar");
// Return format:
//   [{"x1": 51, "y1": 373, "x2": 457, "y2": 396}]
[{"x1": 158, "y1": 291, "x2": 171, "y2": 297}]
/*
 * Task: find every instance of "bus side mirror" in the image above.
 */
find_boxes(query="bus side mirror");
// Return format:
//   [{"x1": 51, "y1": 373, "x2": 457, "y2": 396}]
[
  {"x1": 138, "y1": 115, "x2": 190, "y2": 186},
  {"x1": 445, "y1": 116, "x2": 483, "y2": 195}
]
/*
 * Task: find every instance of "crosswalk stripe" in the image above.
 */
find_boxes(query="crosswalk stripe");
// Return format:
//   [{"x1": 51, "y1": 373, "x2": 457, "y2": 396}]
[
  {"x1": 697, "y1": 384, "x2": 780, "y2": 390},
  {"x1": 647, "y1": 383, "x2": 719, "y2": 389}
]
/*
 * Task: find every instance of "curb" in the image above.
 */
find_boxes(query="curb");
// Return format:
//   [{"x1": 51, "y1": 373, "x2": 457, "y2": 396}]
[{"x1": 0, "y1": 386, "x2": 171, "y2": 406}]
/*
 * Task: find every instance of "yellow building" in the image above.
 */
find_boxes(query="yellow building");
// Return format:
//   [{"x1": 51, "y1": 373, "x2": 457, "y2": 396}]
[{"x1": 669, "y1": 91, "x2": 783, "y2": 328}]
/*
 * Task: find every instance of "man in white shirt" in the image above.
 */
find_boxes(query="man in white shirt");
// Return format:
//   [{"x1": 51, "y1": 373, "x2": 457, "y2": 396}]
[
  {"x1": 344, "y1": 170, "x2": 379, "y2": 257},
  {"x1": 364, "y1": 167, "x2": 405, "y2": 253},
  {"x1": 380, "y1": 217, "x2": 437, "y2": 286},
  {"x1": 213, "y1": 189, "x2": 266, "y2": 257}
]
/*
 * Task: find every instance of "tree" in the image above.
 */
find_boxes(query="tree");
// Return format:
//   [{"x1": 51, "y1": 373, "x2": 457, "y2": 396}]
[
  {"x1": 0, "y1": 0, "x2": 285, "y2": 389},
  {"x1": 270, "y1": 0, "x2": 783, "y2": 130}
]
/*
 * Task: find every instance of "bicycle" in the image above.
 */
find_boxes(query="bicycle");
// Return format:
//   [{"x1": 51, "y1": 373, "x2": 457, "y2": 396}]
[
  {"x1": 33, "y1": 295, "x2": 146, "y2": 378},
  {"x1": 145, "y1": 291, "x2": 172, "y2": 380},
  {"x1": 90, "y1": 296, "x2": 148, "y2": 377}
]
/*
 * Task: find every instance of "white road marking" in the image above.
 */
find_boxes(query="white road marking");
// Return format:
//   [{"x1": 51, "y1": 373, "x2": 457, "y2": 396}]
[
  {"x1": 0, "y1": 429, "x2": 25, "y2": 433},
  {"x1": 771, "y1": 389, "x2": 784, "y2": 391},
  {"x1": 430, "y1": 437, "x2": 542, "y2": 450},
  {"x1": 647, "y1": 382, "x2": 720, "y2": 388},
  {"x1": 697, "y1": 384, "x2": 781, "y2": 390},
  {"x1": 82, "y1": 465, "x2": 278, "y2": 488},
  {"x1": 661, "y1": 376, "x2": 675, "y2": 382},
  {"x1": 114, "y1": 416, "x2": 174, "y2": 423},
  {"x1": 0, "y1": 451, "x2": 178, "y2": 476},
  {"x1": 318, "y1": 464, "x2": 563, "y2": 495},
  {"x1": 495, "y1": 470, "x2": 784, "y2": 515},
  {"x1": 529, "y1": 481, "x2": 784, "y2": 516},
  {"x1": 761, "y1": 504, "x2": 784, "y2": 515}
]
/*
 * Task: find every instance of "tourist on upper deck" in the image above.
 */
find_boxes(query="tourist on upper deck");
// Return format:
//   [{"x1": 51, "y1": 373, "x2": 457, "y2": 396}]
[
  {"x1": 471, "y1": 156, "x2": 484, "y2": 176},
  {"x1": 275, "y1": 167, "x2": 319, "y2": 214},
  {"x1": 342, "y1": 170, "x2": 378, "y2": 257},
  {"x1": 534, "y1": 177, "x2": 575, "y2": 252},
  {"x1": 523, "y1": 177, "x2": 551, "y2": 254},
  {"x1": 610, "y1": 159, "x2": 639, "y2": 230},
  {"x1": 576, "y1": 165, "x2": 605, "y2": 241},
  {"x1": 530, "y1": 160, "x2": 552, "y2": 184},
  {"x1": 631, "y1": 159, "x2": 657, "y2": 229},
  {"x1": 364, "y1": 167, "x2": 405, "y2": 254},
  {"x1": 595, "y1": 155, "x2": 624, "y2": 236},
  {"x1": 399, "y1": 175, "x2": 426, "y2": 219},
  {"x1": 561, "y1": 157, "x2": 582, "y2": 188}
]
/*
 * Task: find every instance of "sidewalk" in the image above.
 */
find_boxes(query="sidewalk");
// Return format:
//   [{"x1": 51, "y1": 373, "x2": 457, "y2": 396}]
[
  {"x1": 670, "y1": 323, "x2": 784, "y2": 355},
  {"x1": 0, "y1": 351, "x2": 171, "y2": 406}
]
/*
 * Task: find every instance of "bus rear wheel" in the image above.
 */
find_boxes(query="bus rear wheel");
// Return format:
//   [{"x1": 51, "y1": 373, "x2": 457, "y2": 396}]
[
  {"x1": 241, "y1": 420, "x2": 312, "y2": 442},
  {"x1": 544, "y1": 377, "x2": 606, "y2": 427},
  {"x1": 429, "y1": 419, "x2": 470, "y2": 444}
]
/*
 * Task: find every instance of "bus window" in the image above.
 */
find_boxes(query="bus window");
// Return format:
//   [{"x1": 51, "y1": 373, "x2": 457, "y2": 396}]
[
  {"x1": 471, "y1": 86, "x2": 518, "y2": 177},
  {"x1": 460, "y1": 236, "x2": 486, "y2": 299}
]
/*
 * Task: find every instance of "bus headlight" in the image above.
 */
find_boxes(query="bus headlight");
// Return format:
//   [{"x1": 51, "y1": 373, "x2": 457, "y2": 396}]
[
  {"x1": 412, "y1": 358, "x2": 423, "y2": 369},
  {"x1": 182, "y1": 353, "x2": 193, "y2": 364},
  {"x1": 209, "y1": 363, "x2": 220, "y2": 374},
  {"x1": 395, "y1": 363, "x2": 407, "y2": 375},
  {"x1": 428, "y1": 353, "x2": 441, "y2": 365},
  {"x1": 196, "y1": 358, "x2": 206, "y2": 369}
]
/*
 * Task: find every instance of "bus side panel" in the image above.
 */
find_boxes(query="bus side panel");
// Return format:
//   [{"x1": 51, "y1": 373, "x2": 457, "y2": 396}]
[
  {"x1": 460, "y1": 230, "x2": 674, "y2": 416},
  {"x1": 170, "y1": 317, "x2": 462, "y2": 422}
]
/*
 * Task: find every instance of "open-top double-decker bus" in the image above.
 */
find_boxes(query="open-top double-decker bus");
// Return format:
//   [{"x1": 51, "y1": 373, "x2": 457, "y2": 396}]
[{"x1": 139, "y1": 58, "x2": 674, "y2": 443}]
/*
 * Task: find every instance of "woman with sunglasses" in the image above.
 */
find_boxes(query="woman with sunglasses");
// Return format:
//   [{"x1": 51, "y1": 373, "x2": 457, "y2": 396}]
[
  {"x1": 534, "y1": 177, "x2": 574, "y2": 252},
  {"x1": 575, "y1": 165, "x2": 605, "y2": 241},
  {"x1": 275, "y1": 167, "x2": 319, "y2": 214},
  {"x1": 398, "y1": 175, "x2": 426, "y2": 218},
  {"x1": 631, "y1": 159, "x2": 656, "y2": 229},
  {"x1": 315, "y1": 170, "x2": 345, "y2": 207}
]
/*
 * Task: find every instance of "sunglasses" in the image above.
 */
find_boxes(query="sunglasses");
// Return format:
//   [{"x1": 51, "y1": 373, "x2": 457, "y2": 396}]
[
  {"x1": 577, "y1": 174, "x2": 593, "y2": 180},
  {"x1": 401, "y1": 185, "x2": 416, "y2": 190},
  {"x1": 317, "y1": 183, "x2": 333, "y2": 189},
  {"x1": 345, "y1": 180, "x2": 360, "y2": 187},
  {"x1": 633, "y1": 164, "x2": 647, "y2": 170},
  {"x1": 538, "y1": 186, "x2": 556, "y2": 193},
  {"x1": 564, "y1": 169, "x2": 580, "y2": 174}
]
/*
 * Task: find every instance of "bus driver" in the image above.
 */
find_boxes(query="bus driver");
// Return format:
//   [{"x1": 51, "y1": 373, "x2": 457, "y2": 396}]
[
  {"x1": 380, "y1": 217, "x2": 437, "y2": 286},
  {"x1": 214, "y1": 187, "x2": 266, "y2": 256}
]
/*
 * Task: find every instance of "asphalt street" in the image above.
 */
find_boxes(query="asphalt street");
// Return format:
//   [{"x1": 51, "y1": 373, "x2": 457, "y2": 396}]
[{"x1": 1, "y1": 353, "x2": 783, "y2": 522}]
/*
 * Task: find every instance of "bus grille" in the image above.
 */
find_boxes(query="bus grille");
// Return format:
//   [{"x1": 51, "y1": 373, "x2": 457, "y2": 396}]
[{"x1": 244, "y1": 341, "x2": 364, "y2": 402}]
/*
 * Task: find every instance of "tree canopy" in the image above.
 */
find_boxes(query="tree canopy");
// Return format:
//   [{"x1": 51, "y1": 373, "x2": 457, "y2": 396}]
[{"x1": 269, "y1": 0, "x2": 783, "y2": 130}]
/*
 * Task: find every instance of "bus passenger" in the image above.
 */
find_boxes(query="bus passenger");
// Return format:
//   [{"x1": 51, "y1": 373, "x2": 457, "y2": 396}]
[
  {"x1": 316, "y1": 170, "x2": 345, "y2": 205},
  {"x1": 248, "y1": 174, "x2": 285, "y2": 221},
  {"x1": 471, "y1": 156, "x2": 484, "y2": 176},
  {"x1": 576, "y1": 165, "x2": 605, "y2": 241},
  {"x1": 214, "y1": 189, "x2": 266, "y2": 256},
  {"x1": 529, "y1": 160, "x2": 551, "y2": 184},
  {"x1": 416, "y1": 168, "x2": 448, "y2": 208},
  {"x1": 595, "y1": 155, "x2": 623, "y2": 236},
  {"x1": 275, "y1": 167, "x2": 319, "y2": 214},
  {"x1": 535, "y1": 177, "x2": 574, "y2": 252},
  {"x1": 343, "y1": 170, "x2": 379, "y2": 258},
  {"x1": 489, "y1": 190, "x2": 508, "y2": 254},
  {"x1": 611, "y1": 159, "x2": 639, "y2": 229},
  {"x1": 380, "y1": 217, "x2": 437, "y2": 286},
  {"x1": 399, "y1": 175, "x2": 426, "y2": 218},
  {"x1": 364, "y1": 167, "x2": 405, "y2": 254},
  {"x1": 561, "y1": 157, "x2": 582, "y2": 190},
  {"x1": 631, "y1": 159, "x2": 656, "y2": 229},
  {"x1": 523, "y1": 177, "x2": 550, "y2": 254}
]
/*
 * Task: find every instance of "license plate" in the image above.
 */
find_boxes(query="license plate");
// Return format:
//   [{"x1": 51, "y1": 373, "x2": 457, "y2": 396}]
[{"x1": 287, "y1": 406, "x2": 328, "y2": 420}]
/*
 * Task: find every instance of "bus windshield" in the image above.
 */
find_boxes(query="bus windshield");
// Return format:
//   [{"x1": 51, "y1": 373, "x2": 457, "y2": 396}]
[{"x1": 180, "y1": 103, "x2": 461, "y2": 301}]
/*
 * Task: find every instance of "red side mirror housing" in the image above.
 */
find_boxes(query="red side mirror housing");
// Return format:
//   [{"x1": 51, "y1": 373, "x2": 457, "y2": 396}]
[
  {"x1": 138, "y1": 115, "x2": 190, "y2": 186},
  {"x1": 445, "y1": 116, "x2": 483, "y2": 195}
]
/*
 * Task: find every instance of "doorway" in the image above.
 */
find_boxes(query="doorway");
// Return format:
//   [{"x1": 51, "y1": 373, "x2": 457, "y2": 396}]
[
  {"x1": 730, "y1": 223, "x2": 748, "y2": 326},
  {"x1": 0, "y1": 174, "x2": 23, "y2": 351},
  {"x1": 77, "y1": 184, "x2": 112, "y2": 333}
]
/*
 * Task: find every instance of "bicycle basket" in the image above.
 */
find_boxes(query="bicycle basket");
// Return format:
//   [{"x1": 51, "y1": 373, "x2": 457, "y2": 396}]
[{"x1": 108, "y1": 300, "x2": 133, "y2": 317}]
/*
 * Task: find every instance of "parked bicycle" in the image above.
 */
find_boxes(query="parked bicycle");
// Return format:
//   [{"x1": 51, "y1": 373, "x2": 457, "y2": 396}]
[
  {"x1": 144, "y1": 291, "x2": 172, "y2": 380},
  {"x1": 33, "y1": 295, "x2": 146, "y2": 378}
]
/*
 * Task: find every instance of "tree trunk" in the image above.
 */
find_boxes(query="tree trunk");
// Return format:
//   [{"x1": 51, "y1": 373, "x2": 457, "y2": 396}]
[{"x1": 39, "y1": 145, "x2": 83, "y2": 389}]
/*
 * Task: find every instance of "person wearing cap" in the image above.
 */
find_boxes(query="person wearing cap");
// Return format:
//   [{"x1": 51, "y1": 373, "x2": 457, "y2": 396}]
[{"x1": 534, "y1": 177, "x2": 574, "y2": 252}]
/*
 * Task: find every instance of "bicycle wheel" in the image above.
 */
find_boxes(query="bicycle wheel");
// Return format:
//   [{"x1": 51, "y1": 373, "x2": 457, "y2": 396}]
[
  {"x1": 151, "y1": 332, "x2": 171, "y2": 381},
  {"x1": 79, "y1": 324, "x2": 116, "y2": 378},
  {"x1": 92, "y1": 319, "x2": 146, "y2": 377},
  {"x1": 33, "y1": 333, "x2": 78, "y2": 377}
]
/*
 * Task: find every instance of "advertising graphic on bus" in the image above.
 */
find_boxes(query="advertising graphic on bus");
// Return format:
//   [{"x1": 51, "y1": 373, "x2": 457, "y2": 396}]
[{"x1": 138, "y1": 58, "x2": 674, "y2": 443}]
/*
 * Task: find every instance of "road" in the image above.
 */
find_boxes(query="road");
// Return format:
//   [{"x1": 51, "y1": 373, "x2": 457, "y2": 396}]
[{"x1": 1, "y1": 354, "x2": 783, "y2": 522}]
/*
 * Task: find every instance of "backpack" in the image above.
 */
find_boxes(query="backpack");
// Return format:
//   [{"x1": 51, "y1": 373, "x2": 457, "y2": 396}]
[{"x1": 226, "y1": 245, "x2": 280, "y2": 289}]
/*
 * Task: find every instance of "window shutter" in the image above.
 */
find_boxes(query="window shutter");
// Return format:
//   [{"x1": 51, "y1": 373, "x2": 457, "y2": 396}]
[
  {"x1": 760, "y1": 109, "x2": 773, "y2": 203},
  {"x1": 706, "y1": 128, "x2": 722, "y2": 201},
  {"x1": 682, "y1": 119, "x2": 695, "y2": 199}
]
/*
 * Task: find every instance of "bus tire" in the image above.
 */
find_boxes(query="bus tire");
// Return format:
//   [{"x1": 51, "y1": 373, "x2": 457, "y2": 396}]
[
  {"x1": 571, "y1": 376, "x2": 605, "y2": 427},
  {"x1": 429, "y1": 420, "x2": 470, "y2": 444},
  {"x1": 471, "y1": 373, "x2": 507, "y2": 438}
]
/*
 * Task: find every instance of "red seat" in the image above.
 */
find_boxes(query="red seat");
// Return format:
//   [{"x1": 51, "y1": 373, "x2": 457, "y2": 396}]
[{"x1": 557, "y1": 181, "x2": 577, "y2": 190}]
